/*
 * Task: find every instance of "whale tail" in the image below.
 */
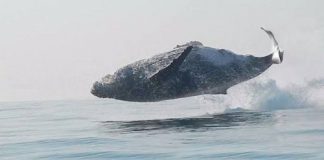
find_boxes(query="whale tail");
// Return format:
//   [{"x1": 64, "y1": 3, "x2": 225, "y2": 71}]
[{"x1": 261, "y1": 27, "x2": 284, "y2": 64}]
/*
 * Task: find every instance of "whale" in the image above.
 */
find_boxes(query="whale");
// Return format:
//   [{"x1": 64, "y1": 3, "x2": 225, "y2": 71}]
[{"x1": 91, "y1": 28, "x2": 284, "y2": 102}]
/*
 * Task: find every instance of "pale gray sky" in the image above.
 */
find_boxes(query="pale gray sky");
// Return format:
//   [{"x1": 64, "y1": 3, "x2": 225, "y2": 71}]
[{"x1": 0, "y1": 0, "x2": 323, "y2": 102}]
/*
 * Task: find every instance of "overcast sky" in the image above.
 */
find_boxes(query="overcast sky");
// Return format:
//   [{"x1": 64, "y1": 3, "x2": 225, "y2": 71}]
[{"x1": 0, "y1": 0, "x2": 323, "y2": 102}]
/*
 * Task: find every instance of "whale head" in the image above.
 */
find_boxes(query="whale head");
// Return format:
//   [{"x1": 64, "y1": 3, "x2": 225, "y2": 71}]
[{"x1": 91, "y1": 74, "x2": 117, "y2": 98}]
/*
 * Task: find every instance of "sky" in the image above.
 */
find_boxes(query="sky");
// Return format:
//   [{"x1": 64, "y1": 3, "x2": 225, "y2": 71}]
[{"x1": 0, "y1": 0, "x2": 323, "y2": 102}]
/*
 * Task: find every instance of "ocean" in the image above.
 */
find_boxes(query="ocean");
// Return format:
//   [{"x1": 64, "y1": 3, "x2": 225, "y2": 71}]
[{"x1": 1, "y1": 79, "x2": 324, "y2": 160}]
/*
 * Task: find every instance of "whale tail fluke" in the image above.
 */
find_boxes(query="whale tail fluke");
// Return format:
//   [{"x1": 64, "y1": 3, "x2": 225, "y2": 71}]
[{"x1": 261, "y1": 27, "x2": 284, "y2": 64}]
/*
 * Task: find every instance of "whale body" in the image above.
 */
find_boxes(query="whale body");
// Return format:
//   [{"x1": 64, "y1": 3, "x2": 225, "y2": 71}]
[{"x1": 91, "y1": 28, "x2": 284, "y2": 102}]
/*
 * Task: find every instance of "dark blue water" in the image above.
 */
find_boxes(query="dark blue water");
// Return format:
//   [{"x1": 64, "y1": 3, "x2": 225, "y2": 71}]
[{"x1": 1, "y1": 98, "x2": 324, "y2": 160}]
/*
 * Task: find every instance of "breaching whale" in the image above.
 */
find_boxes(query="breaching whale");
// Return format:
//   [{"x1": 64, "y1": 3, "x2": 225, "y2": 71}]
[{"x1": 91, "y1": 28, "x2": 284, "y2": 102}]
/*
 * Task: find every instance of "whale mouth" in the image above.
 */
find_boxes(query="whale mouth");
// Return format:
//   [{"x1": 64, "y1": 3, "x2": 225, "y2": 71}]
[
  {"x1": 91, "y1": 81, "x2": 103, "y2": 97},
  {"x1": 91, "y1": 81, "x2": 112, "y2": 98},
  {"x1": 91, "y1": 74, "x2": 118, "y2": 98}
]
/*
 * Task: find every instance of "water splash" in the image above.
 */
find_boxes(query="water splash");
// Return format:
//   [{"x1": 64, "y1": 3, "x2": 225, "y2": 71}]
[{"x1": 223, "y1": 77, "x2": 324, "y2": 111}]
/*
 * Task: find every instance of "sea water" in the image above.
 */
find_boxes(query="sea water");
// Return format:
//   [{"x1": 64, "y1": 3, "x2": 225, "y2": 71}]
[{"x1": 1, "y1": 79, "x2": 324, "y2": 160}]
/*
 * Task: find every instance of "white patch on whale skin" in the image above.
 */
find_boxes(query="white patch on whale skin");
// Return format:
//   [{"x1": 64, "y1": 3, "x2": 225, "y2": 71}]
[{"x1": 194, "y1": 47, "x2": 246, "y2": 66}]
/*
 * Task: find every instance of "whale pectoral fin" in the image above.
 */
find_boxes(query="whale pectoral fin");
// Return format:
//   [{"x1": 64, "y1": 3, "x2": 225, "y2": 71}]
[{"x1": 149, "y1": 46, "x2": 193, "y2": 82}]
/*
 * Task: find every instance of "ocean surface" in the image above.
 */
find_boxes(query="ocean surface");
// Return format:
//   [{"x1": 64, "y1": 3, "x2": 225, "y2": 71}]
[{"x1": 1, "y1": 79, "x2": 324, "y2": 160}]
